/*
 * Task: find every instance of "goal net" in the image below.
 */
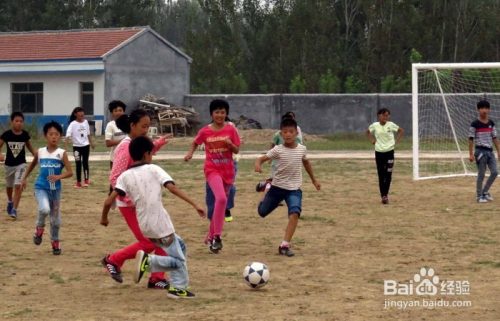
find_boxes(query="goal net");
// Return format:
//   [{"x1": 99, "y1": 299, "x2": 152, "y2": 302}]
[{"x1": 412, "y1": 63, "x2": 500, "y2": 180}]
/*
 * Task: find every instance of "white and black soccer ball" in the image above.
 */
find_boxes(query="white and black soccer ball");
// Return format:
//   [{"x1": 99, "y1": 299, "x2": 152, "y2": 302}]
[{"x1": 243, "y1": 262, "x2": 270, "y2": 289}]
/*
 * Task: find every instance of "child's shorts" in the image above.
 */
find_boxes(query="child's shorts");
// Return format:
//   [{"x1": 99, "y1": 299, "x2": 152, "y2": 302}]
[
  {"x1": 5, "y1": 163, "x2": 27, "y2": 188},
  {"x1": 258, "y1": 185, "x2": 302, "y2": 218}
]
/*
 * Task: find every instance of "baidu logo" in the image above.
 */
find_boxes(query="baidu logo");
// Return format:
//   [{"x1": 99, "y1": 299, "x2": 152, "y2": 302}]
[
  {"x1": 383, "y1": 267, "x2": 472, "y2": 309},
  {"x1": 384, "y1": 267, "x2": 439, "y2": 295}
]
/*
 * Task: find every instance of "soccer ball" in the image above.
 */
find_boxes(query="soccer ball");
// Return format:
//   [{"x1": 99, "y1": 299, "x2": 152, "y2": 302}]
[{"x1": 243, "y1": 262, "x2": 270, "y2": 289}]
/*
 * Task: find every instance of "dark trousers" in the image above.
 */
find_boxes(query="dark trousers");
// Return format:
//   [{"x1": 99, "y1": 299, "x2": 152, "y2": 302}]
[
  {"x1": 375, "y1": 150, "x2": 394, "y2": 197},
  {"x1": 73, "y1": 145, "x2": 90, "y2": 182}
]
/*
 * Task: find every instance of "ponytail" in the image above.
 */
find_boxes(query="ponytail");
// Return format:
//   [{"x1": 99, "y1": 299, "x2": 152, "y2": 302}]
[
  {"x1": 69, "y1": 107, "x2": 84, "y2": 125},
  {"x1": 116, "y1": 109, "x2": 148, "y2": 134}
]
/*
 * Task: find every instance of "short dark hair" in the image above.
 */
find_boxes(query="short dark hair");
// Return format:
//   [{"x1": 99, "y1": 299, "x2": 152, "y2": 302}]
[
  {"x1": 43, "y1": 121, "x2": 63, "y2": 135},
  {"x1": 108, "y1": 100, "x2": 127, "y2": 113},
  {"x1": 209, "y1": 99, "x2": 230, "y2": 115},
  {"x1": 129, "y1": 136, "x2": 154, "y2": 162},
  {"x1": 11, "y1": 111, "x2": 24, "y2": 121},
  {"x1": 280, "y1": 118, "x2": 298, "y2": 130},
  {"x1": 377, "y1": 108, "x2": 390, "y2": 115},
  {"x1": 477, "y1": 100, "x2": 490, "y2": 109}
]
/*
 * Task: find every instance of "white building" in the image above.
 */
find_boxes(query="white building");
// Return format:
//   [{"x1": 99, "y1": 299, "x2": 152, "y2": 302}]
[{"x1": 0, "y1": 26, "x2": 191, "y2": 133}]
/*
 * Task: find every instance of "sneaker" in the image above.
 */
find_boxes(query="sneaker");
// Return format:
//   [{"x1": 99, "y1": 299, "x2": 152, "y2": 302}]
[
  {"x1": 225, "y1": 209, "x2": 233, "y2": 222},
  {"x1": 74, "y1": 182, "x2": 82, "y2": 188},
  {"x1": 205, "y1": 238, "x2": 219, "y2": 254},
  {"x1": 51, "y1": 241, "x2": 62, "y2": 255},
  {"x1": 6, "y1": 201, "x2": 13, "y2": 215},
  {"x1": 279, "y1": 245, "x2": 295, "y2": 257},
  {"x1": 9, "y1": 208, "x2": 18, "y2": 219},
  {"x1": 84, "y1": 180, "x2": 89, "y2": 188},
  {"x1": 33, "y1": 227, "x2": 44, "y2": 245},
  {"x1": 101, "y1": 256, "x2": 123, "y2": 283},
  {"x1": 477, "y1": 196, "x2": 488, "y2": 203},
  {"x1": 134, "y1": 250, "x2": 150, "y2": 284},
  {"x1": 212, "y1": 236, "x2": 223, "y2": 250},
  {"x1": 483, "y1": 193, "x2": 494, "y2": 202},
  {"x1": 148, "y1": 279, "x2": 170, "y2": 290},
  {"x1": 381, "y1": 196, "x2": 389, "y2": 204},
  {"x1": 255, "y1": 178, "x2": 272, "y2": 192},
  {"x1": 167, "y1": 286, "x2": 195, "y2": 299}
]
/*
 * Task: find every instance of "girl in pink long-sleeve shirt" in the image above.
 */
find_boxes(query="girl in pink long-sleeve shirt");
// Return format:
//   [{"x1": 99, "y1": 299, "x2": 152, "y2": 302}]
[
  {"x1": 185, "y1": 99, "x2": 241, "y2": 254},
  {"x1": 101, "y1": 109, "x2": 172, "y2": 290}
]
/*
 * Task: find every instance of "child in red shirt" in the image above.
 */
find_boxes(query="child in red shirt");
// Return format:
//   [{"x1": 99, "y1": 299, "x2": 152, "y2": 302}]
[{"x1": 185, "y1": 99, "x2": 241, "y2": 253}]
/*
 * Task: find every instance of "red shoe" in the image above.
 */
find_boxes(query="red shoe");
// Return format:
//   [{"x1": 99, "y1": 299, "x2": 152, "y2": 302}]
[
  {"x1": 74, "y1": 182, "x2": 82, "y2": 188},
  {"x1": 84, "y1": 180, "x2": 89, "y2": 187},
  {"x1": 51, "y1": 240, "x2": 62, "y2": 255}
]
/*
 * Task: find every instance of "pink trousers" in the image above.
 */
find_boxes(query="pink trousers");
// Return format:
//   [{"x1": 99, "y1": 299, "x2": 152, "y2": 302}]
[{"x1": 108, "y1": 206, "x2": 167, "y2": 281}]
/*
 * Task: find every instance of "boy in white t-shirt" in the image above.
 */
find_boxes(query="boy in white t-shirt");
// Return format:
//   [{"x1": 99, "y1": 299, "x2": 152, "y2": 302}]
[
  {"x1": 105, "y1": 100, "x2": 127, "y2": 168},
  {"x1": 101, "y1": 136, "x2": 206, "y2": 299},
  {"x1": 104, "y1": 100, "x2": 127, "y2": 194},
  {"x1": 254, "y1": 118, "x2": 321, "y2": 257}
]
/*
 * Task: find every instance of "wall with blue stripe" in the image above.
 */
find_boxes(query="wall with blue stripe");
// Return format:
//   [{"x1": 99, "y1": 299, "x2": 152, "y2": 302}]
[{"x1": 0, "y1": 115, "x2": 104, "y2": 135}]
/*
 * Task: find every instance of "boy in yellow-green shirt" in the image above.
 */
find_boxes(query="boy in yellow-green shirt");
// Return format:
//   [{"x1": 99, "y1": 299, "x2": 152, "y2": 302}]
[{"x1": 366, "y1": 108, "x2": 404, "y2": 204}]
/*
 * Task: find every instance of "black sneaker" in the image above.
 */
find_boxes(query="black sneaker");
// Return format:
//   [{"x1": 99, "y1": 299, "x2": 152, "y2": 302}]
[
  {"x1": 255, "y1": 178, "x2": 272, "y2": 192},
  {"x1": 167, "y1": 286, "x2": 195, "y2": 299},
  {"x1": 148, "y1": 279, "x2": 170, "y2": 290},
  {"x1": 278, "y1": 245, "x2": 295, "y2": 257},
  {"x1": 212, "y1": 236, "x2": 223, "y2": 250},
  {"x1": 205, "y1": 238, "x2": 219, "y2": 254},
  {"x1": 101, "y1": 256, "x2": 123, "y2": 283},
  {"x1": 51, "y1": 241, "x2": 62, "y2": 255},
  {"x1": 33, "y1": 227, "x2": 44, "y2": 245},
  {"x1": 134, "y1": 250, "x2": 150, "y2": 284}
]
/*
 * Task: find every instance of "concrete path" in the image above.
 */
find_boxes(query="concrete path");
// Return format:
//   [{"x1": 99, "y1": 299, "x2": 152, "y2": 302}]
[{"x1": 23, "y1": 150, "x2": 426, "y2": 162}]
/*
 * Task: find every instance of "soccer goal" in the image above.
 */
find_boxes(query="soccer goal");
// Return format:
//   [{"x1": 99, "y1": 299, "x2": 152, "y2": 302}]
[{"x1": 412, "y1": 62, "x2": 500, "y2": 180}]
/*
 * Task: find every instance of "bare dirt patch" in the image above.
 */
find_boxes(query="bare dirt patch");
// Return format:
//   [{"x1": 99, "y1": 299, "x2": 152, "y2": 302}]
[{"x1": 0, "y1": 159, "x2": 497, "y2": 320}]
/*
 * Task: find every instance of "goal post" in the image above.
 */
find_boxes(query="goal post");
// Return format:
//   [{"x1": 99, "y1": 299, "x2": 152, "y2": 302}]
[{"x1": 412, "y1": 62, "x2": 500, "y2": 180}]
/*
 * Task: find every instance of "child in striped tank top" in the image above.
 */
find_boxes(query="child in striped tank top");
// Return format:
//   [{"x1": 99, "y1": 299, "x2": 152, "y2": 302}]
[{"x1": 22, "y1": 121, "x2": 73, "y2": 255}]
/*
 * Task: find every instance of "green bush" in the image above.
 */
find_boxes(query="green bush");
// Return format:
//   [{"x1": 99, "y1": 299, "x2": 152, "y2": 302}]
[
  {"x1": 290, "y1": 75, "x2": 307, "y2": 93},
  {"x1": 319, "y1": 69, "x2": 341, "y2": 93},
  {"x1": 344, "y1": 75, "x2": 365, "y2": 93}
]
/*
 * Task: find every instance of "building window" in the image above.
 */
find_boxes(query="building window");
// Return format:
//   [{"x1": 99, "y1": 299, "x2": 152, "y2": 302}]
[
  {"x1": 11, "y1": 83, "x2": 43, "y2": 114},
  {"x1": 81, "y1": 82, "x2": 94, "y2": 115}
]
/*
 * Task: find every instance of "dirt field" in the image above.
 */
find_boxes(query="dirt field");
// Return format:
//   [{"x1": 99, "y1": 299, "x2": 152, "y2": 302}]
[{"x1": 1, "y1": 158, "x2": 500, "y2": 320}]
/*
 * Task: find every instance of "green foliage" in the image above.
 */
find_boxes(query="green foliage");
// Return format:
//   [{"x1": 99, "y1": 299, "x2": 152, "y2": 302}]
[
  {"x1": 462, "y1": 69, "x2": 483, "y2": 92},
  {"x1": 4, "y1": 1, "x2": 500, "y2": 94},
  {"x1": 381, "y1": 75, "x2": 410, "y2": 93},
  {"x1": 319, "y1": 69, "x2": 341, "y2": 93},
  {"x1": 410, "y1": 48, "x2": 423, "y2": 64},
  {"x1": 218, "y1": 73, "x2": 248, "y2": 94},
  {"x1": 488, "y1": 69, "x2": 500, "y2": 93},
  {"x1": 344, "y1": 75, "x2": 364, "y2": 93},
  {"x1": 289, "y1": 75, "x2": 307, "y2": 93}
]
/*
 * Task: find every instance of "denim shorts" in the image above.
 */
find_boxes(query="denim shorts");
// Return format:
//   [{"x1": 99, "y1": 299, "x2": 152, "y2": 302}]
[{"x1": 258, "y1": 185, "x2": 302, "y2": 218}]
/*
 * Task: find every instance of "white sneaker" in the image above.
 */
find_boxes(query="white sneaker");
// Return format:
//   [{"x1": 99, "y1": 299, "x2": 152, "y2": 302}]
[
  {"x1": 477, "y1": 196, "x2": 488, "y2": 203},
  {"x1": 483, "y1": 193, "x2": 494, "y2": 202}
]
